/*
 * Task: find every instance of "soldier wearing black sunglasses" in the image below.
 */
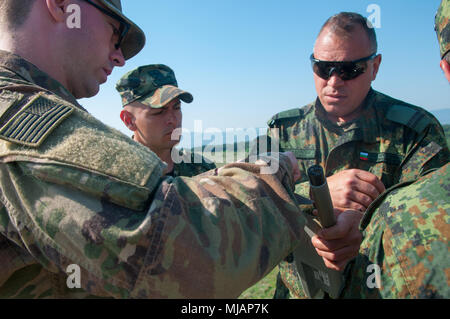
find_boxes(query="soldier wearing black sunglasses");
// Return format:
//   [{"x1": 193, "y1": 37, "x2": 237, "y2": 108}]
[{"x1": 265, "y1": 12, "x2": 449, "y2": 299}]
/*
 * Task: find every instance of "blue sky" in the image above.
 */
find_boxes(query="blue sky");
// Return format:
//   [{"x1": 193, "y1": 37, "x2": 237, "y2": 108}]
[{"x1": 80, "y1": 0, "x2": 449, "y2": 148}]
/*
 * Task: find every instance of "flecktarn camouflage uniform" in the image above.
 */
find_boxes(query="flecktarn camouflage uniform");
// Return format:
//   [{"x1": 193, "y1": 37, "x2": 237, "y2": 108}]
[
  {"x1": 266, "y1": 89, "x2": 449, "y2": 298},
  {"x1": 0, "y1": 50, "x2": 306, "y2": 298},
  {"x1": 341, "y1": 163, "x2": 450, "y2": 298}
]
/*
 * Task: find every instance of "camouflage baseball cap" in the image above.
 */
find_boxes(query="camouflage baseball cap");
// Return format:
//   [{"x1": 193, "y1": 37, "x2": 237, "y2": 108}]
[
  {"x1": 116, "y1": 64, "x2": 194, "y2": 108},
  {"x1": 435, "y1": 0, "x2": 450, "y2": 58},
  {"x1": 97, "y1": 0, "x2": 146, "y2": 60}
]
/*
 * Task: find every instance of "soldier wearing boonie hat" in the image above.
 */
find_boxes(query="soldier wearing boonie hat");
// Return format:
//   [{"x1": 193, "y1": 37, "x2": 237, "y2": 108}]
[
  {"x1": 435, "y1": 0, "x2": 450, "y2": 82},
  {"x1": 94, "y1": 0, "x2": 146, "y2": 60},
  {"x1": 116, "y1": 64, "x2": 215, "y2": 177}
]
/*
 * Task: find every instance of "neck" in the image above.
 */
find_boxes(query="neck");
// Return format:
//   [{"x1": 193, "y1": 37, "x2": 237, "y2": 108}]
[
  {"x1": 156, "y1": 148, "x2": 174, "y2": 173},
  {"x1": 0, "y1": 12, "x2": 68, "y2": 91},
  {"x1": 327, "y1": 107, "x2": 363, "y2": 123}
]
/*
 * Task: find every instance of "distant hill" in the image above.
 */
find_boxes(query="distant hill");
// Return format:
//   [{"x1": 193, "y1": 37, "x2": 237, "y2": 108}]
[
  {"x1": 191, "y1": 122, "x2": 450, "y2": 165},
  {"x1": 431, "y1": 109, "x2": 450, "y2": 125}
]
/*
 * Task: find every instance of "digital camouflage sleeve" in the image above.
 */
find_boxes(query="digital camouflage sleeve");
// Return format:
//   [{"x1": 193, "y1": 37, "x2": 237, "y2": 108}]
[
  {"x1": 0, "y1": 50, "x2": 305, "y2": 299},
  {"x1": 341, "y1": 163, "x2": 450, "y2": 298}
]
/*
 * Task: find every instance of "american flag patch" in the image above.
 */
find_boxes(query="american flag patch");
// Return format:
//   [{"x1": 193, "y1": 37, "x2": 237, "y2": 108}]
[{"x1": 0, "y1": 94, "x2": 73, "y2": 147}]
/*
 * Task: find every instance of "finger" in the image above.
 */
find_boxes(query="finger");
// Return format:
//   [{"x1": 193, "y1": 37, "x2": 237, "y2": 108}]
[
  {"x1": 317, "y1": 214, "x2": 363, "y2": 242},
  {"x1": 315, "y1": 244, "x2": 359, "y2": 262},
  {"x1": 316, "y1": 220, "x2": 352, "y2": 241},
  {"x1": 312, "y1": 234, "x2": 360, "y2": 252},
  {"x1": 348, "y1": 189, "x2": 374, "y2": 209},
  {"x1": 355, "y1": 170, "x2": 386, "y2": 194},
  {"x1": 352, "y1": 179, "x2": 383, "y2": 202},
  {"x1": 311, "y1": 236, "x2": 347, "y2": 252},
  {"x1": 335, "y1": 195, "x2": 369, "y2": 212}
]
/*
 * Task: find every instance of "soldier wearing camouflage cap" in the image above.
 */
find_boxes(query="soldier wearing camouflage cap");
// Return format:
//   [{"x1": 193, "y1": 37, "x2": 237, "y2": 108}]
[
  {"x1": 0, "y1": 0, "x2": 361, "y2": 299},
  {"x1": 436, "y1": 0, "x2": 450, "y2": 82},
  {"x1": 116, "y1": 64, "x2": 215, "y2": 177}
]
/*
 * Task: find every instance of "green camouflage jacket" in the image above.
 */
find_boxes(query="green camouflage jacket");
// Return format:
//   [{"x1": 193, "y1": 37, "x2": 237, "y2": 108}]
[
  {"x1": 0, "y1": 50, "x2": 305, "y2": 299},
  {"x1": 169, "y1": 149, "x2": 216, "y2": 178},
  {"x1": 341, "y1": 163, "x2": 450, "y2": 298},
  {"x1": 266, "y1": 89, "x2": 449, "y2": 298}
]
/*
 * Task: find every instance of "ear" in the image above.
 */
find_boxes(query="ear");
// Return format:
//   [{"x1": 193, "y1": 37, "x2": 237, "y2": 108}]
[
  {"x1": 120, "y1": 109, "x2": 137, "y2": 131},
  {"x1": 371, "y1": 54, "x2": 382, "y2": 81},
  {"x1": 45, "y1": 0, "x2": 71, "y2": 23},
  {"x1": 440, "y1": 59, "x2": 450, "y2": 83}
]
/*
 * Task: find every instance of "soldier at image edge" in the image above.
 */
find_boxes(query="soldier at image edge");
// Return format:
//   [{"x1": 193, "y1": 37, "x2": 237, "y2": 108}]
[
  {"x1": 0, "y1": 0, "x2": 362, "y2": 298},
  {"x1": 116, "y1": 64, "x2": 216, "y2": 178},
  {"x1": 435, "y1": 0, "x2": 450, "y2": 82},
  {"x1": 340, "y1": 0, "x2": 448, "y2": 299},
  {"x1": 343, "y1": 0, "x2": 450, "y2": 299},
  {"x1": 262, "y1": 11, "x2": 450, "y2": 298}
]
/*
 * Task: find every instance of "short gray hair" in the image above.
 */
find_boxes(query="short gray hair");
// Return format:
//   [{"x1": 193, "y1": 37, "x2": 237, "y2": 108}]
[{"x1": 319, "y1": 12, "x2": 378, "y2": 53}]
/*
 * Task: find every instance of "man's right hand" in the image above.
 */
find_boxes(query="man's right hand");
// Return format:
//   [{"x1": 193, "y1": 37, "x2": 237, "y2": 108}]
[{"x1": 326, "y1": 169, "x2": 385, "y2": 211}]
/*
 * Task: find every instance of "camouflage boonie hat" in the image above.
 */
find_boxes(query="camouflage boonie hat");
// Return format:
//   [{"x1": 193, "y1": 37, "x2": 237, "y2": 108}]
[
  {"x1": 97, "y1": 0, "x2": 146, "y2": 60},
  {"x1": 116, "y1": 64, "x2": 194, "y2": 108},
  {"x1": 435, "y1": 0, "x2": 450, "y2": 58}
]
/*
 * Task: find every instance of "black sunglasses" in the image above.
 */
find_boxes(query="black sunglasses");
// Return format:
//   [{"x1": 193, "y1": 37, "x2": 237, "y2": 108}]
[
  {"x1": 310, "y1": 53, "x2": 377, "y2": 81},
  {"x1": 83, "y1": 0, "x2": 131, "y2": 50}
]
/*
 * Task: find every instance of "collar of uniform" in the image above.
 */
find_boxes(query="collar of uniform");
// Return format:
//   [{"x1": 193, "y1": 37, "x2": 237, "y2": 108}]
[
  {"x1": 314, "y1": 88, "x2": 378, "y2": 144},
  {"x1": 0, "y1": 50, "x2": 86, "y2": 111}
]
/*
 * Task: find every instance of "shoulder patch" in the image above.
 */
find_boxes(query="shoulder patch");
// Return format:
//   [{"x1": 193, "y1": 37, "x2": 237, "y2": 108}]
[
  {"x1": 0, "y1": 93, "x2": 73, "y2": 147},
  {"x1": 267, "y1": 108, "x2": 303, "y2": 127},
  {"x1": 386, "y1": 104, "x2": 432, "y2": 134}
]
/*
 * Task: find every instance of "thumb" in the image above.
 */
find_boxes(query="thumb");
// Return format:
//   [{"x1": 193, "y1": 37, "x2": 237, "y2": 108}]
[{"x1": 318, "y1": 210, "x2": 355, "y2": 240}]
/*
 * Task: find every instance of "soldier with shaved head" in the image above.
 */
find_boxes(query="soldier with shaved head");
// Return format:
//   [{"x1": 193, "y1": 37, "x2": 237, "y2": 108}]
[{"x1": 267, "y1": 11, "x2": 449, "y2": 299}]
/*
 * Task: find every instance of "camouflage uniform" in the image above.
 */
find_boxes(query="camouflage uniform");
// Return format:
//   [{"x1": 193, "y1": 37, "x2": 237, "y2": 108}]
[
  {"x1": 341, "y1": 163, "x2": 450, "y2": 298},
  {"x1": 435, "y1": 0, "x2": 450, "y2": 59},
  {"x1": 0, "y1": 50, "x2": 306, "y2": 298},
  {"x1": 267, "y1": 89, "x2": 449, "y2": 298}
]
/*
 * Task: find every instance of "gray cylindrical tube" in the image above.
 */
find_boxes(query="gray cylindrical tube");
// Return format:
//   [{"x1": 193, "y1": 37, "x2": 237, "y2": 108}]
[{"x1": 308, "y1": 165, "x2": 336, "y2": 228}]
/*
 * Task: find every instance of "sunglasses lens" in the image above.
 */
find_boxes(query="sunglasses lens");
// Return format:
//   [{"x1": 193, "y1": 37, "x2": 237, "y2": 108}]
[
  {"x1": 312, "y1": 61, "x2": 366, "y2": 81},
  {"x1": 312, "y1": 62, "x2": 332, "y2": 79},
  {"x1": 114, "y1": 22, "x2": 130, "y2": 50},
  {"x1": 339, "y1": 62, "x2": 366, "y2": 80}
]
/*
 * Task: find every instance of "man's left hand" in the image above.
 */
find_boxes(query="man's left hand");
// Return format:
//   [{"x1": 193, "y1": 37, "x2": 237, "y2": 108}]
[{"x1": 311, "y1": 209, "x2": 363, "y2": 271}]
